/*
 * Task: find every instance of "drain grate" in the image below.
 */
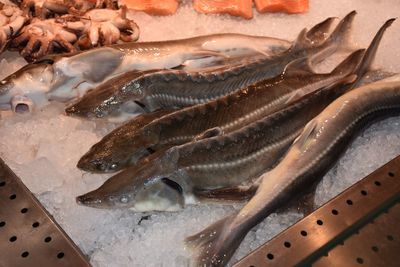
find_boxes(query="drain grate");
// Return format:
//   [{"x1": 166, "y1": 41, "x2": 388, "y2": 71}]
[
  {"x1": 0, "y1": 158, "x2": 91, "y2": 267},
  {"x1": 234, "y1": 155, "x2": 400, "y2": 267}
]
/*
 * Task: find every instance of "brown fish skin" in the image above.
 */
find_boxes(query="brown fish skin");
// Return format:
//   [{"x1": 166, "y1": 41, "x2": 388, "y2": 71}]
[
  {"x1": 66, "y1": 17, "x2": 338, "y2": 119},
  {"x1": 185, "y1": 18, "x2": 396, "y2": 267},
  {"x1": 77, "y1": 47, "x2": 363, "y2": 173},
  {"x1": 75, "y1": 67, "x2": 358, "y2": 210}
]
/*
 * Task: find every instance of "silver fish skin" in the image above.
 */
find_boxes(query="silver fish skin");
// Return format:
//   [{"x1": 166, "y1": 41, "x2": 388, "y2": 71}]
[
  {"x1": 65, "y1": 18, "x2": 339, "y2": 118},
  {"x1": 0, "y1": 16, "x2": 339, "y2": 112},
  {"x1": 77, "y1": 46, "x2": 363, "y2": 173},
  {"x1": 75, "y1": 69, "x2": 357, "y2": 210},
  {"x1": 0, "y1": 33, "x2": 293, "y2": 111},
  {"x1": 184, "y1": 18, "x2": 396, "y2": 267},
  {"x1": 188, "y1": 75, "x2": 400, "y2": 267}
]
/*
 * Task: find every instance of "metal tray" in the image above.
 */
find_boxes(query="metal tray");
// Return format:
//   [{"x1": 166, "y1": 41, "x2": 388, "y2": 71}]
[
  {"x1": 0, "y1": 158, "x2": 91, "y2": 267},
  {"x1": 234, "y1": 155, "x2": 400, "y2": 267}
]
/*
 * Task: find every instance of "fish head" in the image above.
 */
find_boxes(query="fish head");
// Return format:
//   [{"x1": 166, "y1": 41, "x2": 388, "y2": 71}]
[
  {"x1": 77, "y1": 124, "x2": 160, "y2": 173},
  {"x1": 76, "y1": 150, "x2": 184, "y2": 211},
  {"x1": 0, "y1": 59, "x2": 55, "y2": 112}
]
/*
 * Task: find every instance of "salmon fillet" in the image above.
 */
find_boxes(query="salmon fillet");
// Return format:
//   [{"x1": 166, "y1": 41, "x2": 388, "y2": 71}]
[
  {"x1": 255, "y1": 0, "x2": 309, "y2": 14},
  {"x1": 193, "y1": 0, "x2": 253, "y2": 19},
  {"x1": 121, "y1": 0, "x2": 179, "y2": 15}
]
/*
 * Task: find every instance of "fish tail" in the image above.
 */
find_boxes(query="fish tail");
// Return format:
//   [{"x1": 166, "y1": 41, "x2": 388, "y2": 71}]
[
  {"x1": 352, "y1": 18, "x2": 396, "y2": 86},
  {"x1": 305, "y1": 17, "x2": 337, "y2": 45},
  {"x1": 308, "y1": 11, "x2": 356, "y2": 65},
  {"x1": 330, "y1": 49, "x2": 365, "y2": 76},
  {"x1": 186, "y1": 213, "x2": 246, "y2": 267}
]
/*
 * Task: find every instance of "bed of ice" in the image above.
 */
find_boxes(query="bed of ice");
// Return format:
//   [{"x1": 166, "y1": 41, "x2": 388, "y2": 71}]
[{"x1": 0, "y1": 0, "x2": 400, "y2": 266}]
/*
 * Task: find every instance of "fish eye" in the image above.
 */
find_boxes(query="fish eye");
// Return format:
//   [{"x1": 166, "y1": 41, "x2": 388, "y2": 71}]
[
  {"x1": 120, "y1": 196, "x2": 129, "y2": 203},
  {"x1": 110, "y1": 163, "x2": 118, "y2": 170}
]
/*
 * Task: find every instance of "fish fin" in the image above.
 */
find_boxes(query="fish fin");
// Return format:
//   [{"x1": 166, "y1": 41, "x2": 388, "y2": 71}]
[
  {"x1": 282, "y1": 57, "x2": 315, "y2": 76},
  {"x1": 194, "y1": 127, "x2": 223, "y2": 141},
  {"x1": 190, "y1": 50, "x2": 229, "y2": 60},
  {"x1": 291, "y1": 28, "x2": 312, "y2": 52},
  {"x1": 294, "y1": 119, "x2": 318, "y2": 151},
  {"x1": 330, "y1": 49, "x2": 365, "y2": 76},
  {"x1": 309, "y1": 11, "x2": 357, "y2": 66},
  {"x1": 352, "y1": 18, "x2": 396, "y2": 87},
  {"x1": 193, "y1": 185, "x2": 257, "y2": 201},
  {"x1": 186, "y1": 213, "x2": 244, "y2": 267},
  {"x1": 306, "y1": 17, "x2": 338, "y2": 45},
  {"x1": 70, "y1": 48, "x2": 124, "y2": 83}
]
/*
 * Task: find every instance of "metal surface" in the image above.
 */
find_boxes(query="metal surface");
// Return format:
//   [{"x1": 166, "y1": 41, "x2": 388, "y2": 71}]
[
  {"x1": 0, "y1": 158, "x2": 91, "y2": 267},
  {"x1": 234, "y1": 155, "x2": 400, "y2": 267}
]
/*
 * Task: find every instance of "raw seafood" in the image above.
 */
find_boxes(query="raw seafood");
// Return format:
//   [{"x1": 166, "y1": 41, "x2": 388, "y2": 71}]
[
  {"x1": 255, "y1": 0, "x2": 309, "y2": 14},
  {"x1": 120, "y1": 0, "x2": 179, "y2": 15},
  {"x1": 77, "y1": 12, "x2": 357, "y2": 173},
  {"x1": 65, "y1": 16, "x2": 337, "y2": 118},
  {"x1": 75, "y1": 68, "x2": 358, "y2": 210},
  {"x1": 193, "y1": 0, "x2": 253, "y2": 19},
  {"x1": 0, "y1": 4, "x2": 26, "y2": 53},
  {"x1": 186, "y1": 19, "x2": 396, "y2": 267},
  {"x1": 0, "y1": 32, "x2": 296, "y2": 111},
  {"x1": 10, "y1": 17, "x2": 78, "y2": 62}
]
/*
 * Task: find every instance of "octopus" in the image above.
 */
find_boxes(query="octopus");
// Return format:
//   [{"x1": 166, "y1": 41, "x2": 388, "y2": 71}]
[
  {"x1": 10, "y1": 0, "x2": 118, "y2": 18},
  {"x1": 0, "y1": 3, "x2": 27, "y2": 53},
  {"x1": 67, "y1": 7, "x2": 140, "y2": 49},
  {"x1": 10, "y1": 17, "x2": 78, "y2": 61}
]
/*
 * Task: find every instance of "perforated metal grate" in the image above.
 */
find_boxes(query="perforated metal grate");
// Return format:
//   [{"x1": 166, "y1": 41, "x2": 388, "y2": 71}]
[
  {"x1": 234, "y1": 155, "x2": 400, "y2": 267},
  {"x1": 0, "y1": 158, "x2": 91, "y2": 267}
]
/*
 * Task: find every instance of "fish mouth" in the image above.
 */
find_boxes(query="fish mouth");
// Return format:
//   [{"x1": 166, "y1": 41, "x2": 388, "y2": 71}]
[{"x1": 76, "y1": 193, "x2": 109, "y2": 209}]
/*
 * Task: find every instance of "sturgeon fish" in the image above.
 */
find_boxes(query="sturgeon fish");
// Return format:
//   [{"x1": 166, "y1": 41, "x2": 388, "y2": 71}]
[
  {"x1": 0, "y1": 16, "x2": 338, "y2": 112},
  {"x1": 77, "y1": 13, "x2": 359, "y2": 173},
  {"x1": 75, "y1": 14, "x2": 391, "y2": 211},
  {"x1": 185, "y1": 19, "x2": 397, "y2": 267},
  {"x1": 65, "y1": 18, "x2": 338, "y2": 118},
  {"x1": 75, "y1": 71, "x2": 358, "y2": 210}
]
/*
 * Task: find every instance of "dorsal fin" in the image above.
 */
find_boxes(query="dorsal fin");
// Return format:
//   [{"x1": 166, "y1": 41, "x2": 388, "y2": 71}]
[
  {"x1": 292, "y1": 28, "x2": 313, "y2": 52},
  {"x1": 295, "y1": 119, "x2": 318, "y2": 151},
  {"x1": 283, "y1": 57, "x2": 315, "y2": 77}
]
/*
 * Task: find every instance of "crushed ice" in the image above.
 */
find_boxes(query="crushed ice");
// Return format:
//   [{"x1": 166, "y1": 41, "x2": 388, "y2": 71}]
[{"x1": 0, "y1": 0, "x2": 399, "y2": 266}]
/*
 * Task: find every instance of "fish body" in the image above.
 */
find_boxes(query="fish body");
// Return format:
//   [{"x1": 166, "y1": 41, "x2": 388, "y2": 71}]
[
  {"x1": 66, "y1": 17, "x2": 339, "y2": 118},
  {"x1": 184, "y1": 18, "x2": 396, "y2": 267},
  {"x1": 75, "y1": 70, "x2": 356, "y2": 210},
  {"x1": 78, "y1": 44, "x2": 363, "y2": 173},
  {"x1": 0, "y1": 14, "x2": 340, "y2": 112}
]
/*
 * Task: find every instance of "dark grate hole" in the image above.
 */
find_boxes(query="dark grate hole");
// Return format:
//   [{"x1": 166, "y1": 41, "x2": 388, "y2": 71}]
[
  {"x1": 356, "y1": 257, "x2": 364, "y2": 264},
  {"x1": 57, "y1": 252, "x2": 65, "y2": 259},
  {"x1": 332, "y1": 209, "x2": 339, "y2": 215},
  {"x1": 32, "y1": 222, "x2": 40, "y2": 228},
  {"x1": 387, "y1": 235, "x2": 394, "y2": 241},
  {"x1": 361, "y1": 190, "x2": 367, "y2": 196},
  {"x1": 316, "y1": 219, "x2": 323, "y2": 225},
  {"x1": 0, "y1": 221, "x2": 5, "y2": 227},
  {"x1": 9, "y1": 194, "x2": 16, "y2": 200},
  {"x1": 44, "y1": 236, "x2": 52, "y2": 243},
  {"x1": 300, "y1": 230, "x2": 308, "y2": 236},
  {"x1": 266, "y1": 253, "x2": 274, "y2": 260},
  {"x1": 388, "y1": 172, "x2": 395, "y2": 177},
  {"x1": 284, "y1": 241, "x2": 291, "y2": 248},
  {"x1": 9, "y1": 236, "x2": 17, "y2": 242},
  {"x1": 20, "y1": 208, "x2": 28, "y2": 214},
  {"x1": 346, "y1": 199, "x2": 353, "y2": 205},
  {"x1": 374, "y1": 181, "x2": 381, "y2": 186},
  {"x1": 21, "y1": 251, "x2": 29, "y2": 258},
  {"x1": 0, "y1": 181, "x2": 5, "y2": 187},
  {"x1": 372, "y1": 246, "x2": 379, "y2": 252}
]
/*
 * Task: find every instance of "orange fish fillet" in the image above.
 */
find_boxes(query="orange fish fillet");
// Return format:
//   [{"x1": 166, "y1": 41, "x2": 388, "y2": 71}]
[
  {"x1": 193, "y1": 0, "x2": 253, "y2": 19},
  {"x1": 255, "y1": 0, "x2": 309, "y2": 14},
  {"x1": 121, "y1": 0, "x2": 179, "y2": 15}
]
